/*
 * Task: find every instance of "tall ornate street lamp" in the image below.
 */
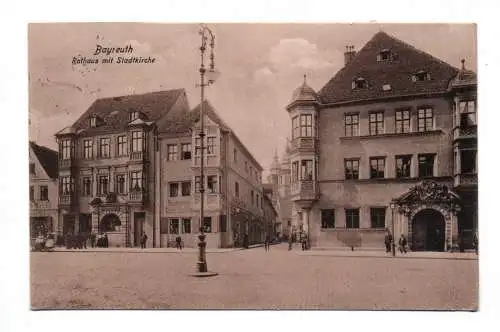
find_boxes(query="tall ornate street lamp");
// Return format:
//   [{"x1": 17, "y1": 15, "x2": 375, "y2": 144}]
[
  {"x1": 191, "y1": 24, "x2": 220, "y2": 277},
  {"x1": 389, "y1": 201, "x2": 396, "y2": 257}
]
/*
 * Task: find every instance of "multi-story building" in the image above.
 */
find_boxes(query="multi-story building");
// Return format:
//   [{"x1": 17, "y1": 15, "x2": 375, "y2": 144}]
[
  {"x1": 262, "y1": 189, "x2": 278, "y2": 240},
  {"x1": 158, "y1": 100, "x2": 265, "y2": 248},
  {"x1": 29, "y1": 141, "x2": 59, "y2": 244},
  {"x1": 267, "y1": 146, "x2": 293, "y2": 239},
  {"x1": 55, "y1": 90, "x2": 264, "y2": 248},
  {"x1": 284, "y1": 31, "x2": 477, "y2": 251}
]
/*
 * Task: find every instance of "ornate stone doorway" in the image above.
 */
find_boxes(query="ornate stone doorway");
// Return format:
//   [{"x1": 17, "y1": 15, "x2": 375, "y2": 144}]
[
  {"x1": 392, "y1": 181, "x2": 462, "y2": 252},
  {"x1": 411, "y1": 209, "x2": 446, "y2": 251}
]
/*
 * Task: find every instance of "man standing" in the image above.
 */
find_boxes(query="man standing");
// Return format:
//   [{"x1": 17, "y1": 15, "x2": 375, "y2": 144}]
[
  {"x1": 140, "y1": 232, "x2": 148, "y2": 249},
  {"x1": 264, "y1": 235, "x2": 270, "y2": 251},
  {"x1": 384, "y1": 229, "x2": 393, "y2": 253}
]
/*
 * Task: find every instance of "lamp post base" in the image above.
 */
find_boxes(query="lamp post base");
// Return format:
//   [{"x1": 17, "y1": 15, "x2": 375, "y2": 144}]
[{"x1": 189, "y1": 271, "x2": 219, "y2": 278}]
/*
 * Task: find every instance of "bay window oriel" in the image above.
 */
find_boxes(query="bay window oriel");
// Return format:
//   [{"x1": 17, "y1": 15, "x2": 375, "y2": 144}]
[{"x1": 292, "y1": 113, "x2": 315, "y2": 139}]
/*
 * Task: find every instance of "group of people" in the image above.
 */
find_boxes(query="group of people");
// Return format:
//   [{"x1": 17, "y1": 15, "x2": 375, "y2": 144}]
[
  {"x1": 287, "y1": 232, "x2": 309, "y2": 251},
  {"x1": 384, "y1": 230, "x2": 408, "y2": 254}
]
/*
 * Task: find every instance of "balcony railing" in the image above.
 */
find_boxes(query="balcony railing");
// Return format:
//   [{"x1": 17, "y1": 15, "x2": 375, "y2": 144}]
[
  {"x1": 58, "y1": 158, "x2": 74, "y2": 170},
  {"x1": 290, "y1": 180, "x2": 319, "y2": 201},
  {"x1": 454, "y1": 173, "x2": 478, "y2": 187},
  {"x1": 453, "y1": 125, "x2": 477, "y2": 141},
  {"x1": 290, "y1": 137, "x2": 317, "y2": 152},
  {"x1": 130, "y1": 151, "x2": 144, "y2": 161},
  {"x1": 194, "y1": 193, "x2": 220, "y2": 208},
  {"x1": 128, "y1": 190, "x2": 146, "y2": 203},
  {"x1": 59, "y1": 195, "x2": 72, "y2": 206}
]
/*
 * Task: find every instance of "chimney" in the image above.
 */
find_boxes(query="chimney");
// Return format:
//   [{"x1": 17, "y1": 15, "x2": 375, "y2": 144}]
[{"x1": 344, "y1": 45, "x2": 356, "y2": 66}]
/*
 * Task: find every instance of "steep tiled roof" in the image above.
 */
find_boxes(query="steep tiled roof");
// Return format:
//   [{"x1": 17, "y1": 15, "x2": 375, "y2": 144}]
[
  {"x1": 30, "y1": 141, "x2": 58, "y2": 179},
  {"x1": 319, "y1": 31, "x2": 460, "y2": 104},
  {"x1": 70, "y1": 89, "x2": 185, "y2": 135}
]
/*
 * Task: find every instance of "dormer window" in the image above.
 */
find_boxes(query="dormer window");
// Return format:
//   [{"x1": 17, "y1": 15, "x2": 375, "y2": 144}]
[
  {"x1": 377, "y1": 49, "x2": 398, "y2": 62},
  {"x1": 412, "y1": 71, "x2": 431, "y2": 82},
  {"x1": 90, "y1": 115, "x2": 98, "y2": 128},
  {"x1": 130, "y1": 111, "x2": 139, "y2": 122},
  {"x1": 352, "y1": 77, "x2": 367, "y2": 89}
]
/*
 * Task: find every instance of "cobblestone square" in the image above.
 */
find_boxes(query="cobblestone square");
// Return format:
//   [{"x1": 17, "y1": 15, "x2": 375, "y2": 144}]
[{"x1": 30, "y1": 244, "x2": 478, "y2": 310}]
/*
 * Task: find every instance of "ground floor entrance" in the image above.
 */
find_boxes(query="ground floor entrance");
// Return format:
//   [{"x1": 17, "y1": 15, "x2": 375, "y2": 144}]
[{"x1": 411, "y1": 209, "x2": 446, "y2": 252}]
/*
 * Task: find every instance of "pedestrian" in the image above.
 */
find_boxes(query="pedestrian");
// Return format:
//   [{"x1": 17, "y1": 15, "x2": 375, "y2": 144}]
[
  {"x1": 264, "y1": 235, "x2": 270, "y2": 251},
  {"x1": 384, "y1": 229, "x2": 392, "y2": 253},
  {"x1": 140, "y1": 232, "x2": 148, "y2": 249},
  {"x1": 90, "y1": 232, "x2": 96, "y2": 248},
  {"x1": 301, "y1": 232, "x2": 308, "y2": 251},
  {"x1": 398, "y1": 234, "x2": 407, "y2": 254},
  {"x1": 288, "y1": 234, "x2": 293, "y2": 251},
  {"x1": 473, "y1": 230, "x2": 478, "y2": 255},
  {"x1": 103, "y1": 233, "x2": 109, "y2": 248},
  {"x1": 175, "y1": 235, "x2": 183, "y2": 250}
]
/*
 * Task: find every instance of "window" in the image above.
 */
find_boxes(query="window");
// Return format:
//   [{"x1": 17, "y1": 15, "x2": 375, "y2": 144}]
[
  {"x1": 130, "y1": 111, "x2": 139, "y2": 122},
  {"x1": 90, "y1": 116, "x2": 97, "y2": 128},
  {"x1": 195, "y1": 137, "x2": 201, "y2": 156},
  {"x1": 344, "y1": 114, "x2": 359, "y2": 137},
  {"x1": 370, "y1": 157, "x2": 385, "y2": 179},
  {"x1": 83, "y1": 139, "x2": 93, "y2": 159},
  {"x1": 29, "y1": 163, "x2": 35, "y2": 175},
  {"x1": 168, "y1": 182, "x2": 179, "y2": 197},
  {"x1": 131, "y1": 131, "x2": 144, "y2": 152},
  {"x1": 370, "y1": 208, "x2": 386, "y2": 229},
  {"x1": 219, "y1": 215, "x2": 227, "y2": 233},
  {"x1": 369, "y1": 111, "x2": 384, "y2": 135},
  {"x1": 382, "y1": 84, "x2": 392, "y2": 91},
  {"x1": 417, "y1": 108, "x2": 433, "y2": 132},
  {"x1": 459, "y1": 100, "x2": 477, "y2": 127},
  {"x1": 291, "y1": 161, "x2": 299, "y2": 182},
  {"x1": 39, "y1": 186, "x2": 48, "y2": 201},
  {"x1": 321, "y1": 209, "x2": 335, "y2": 229},
  {"x1": 300, "y1": 160, "x2": 313, "y2": 180},
  {"x1": 395, "y1": 109, "x2": 411, "y2": 134},
  {"x1": 167, "y1": 144, "x2": 178, "y2": 161},
  {"x1": 181, "y1": 143, "x2": 192, "y2": 160},
  {"x1": 30, "y1": 186, "x2": 34, "y2": 201},
  {"x1": 233, "y1": 148, "x2": 238, "y2": 163},
  {"x1": 207, "y1": 176, "x2": 217, "y2": 193},
  {"x1": 116, "y1": 174, "x2": 126, "y2": 194},
  {"x1": 193, "y1": 176, "x2": 201, "y2": 194},
  {"x1": 117, "y1": 136, "x2": 127, "y2": 156},
  {"x1": 181, "y1": 181, "x2": 191, "y2": 196},
  {"x1": 99, "y1": 138, "x2": 110, "y2": 158},
  {"x1": 207, "y1": 137, "x2": 216, "y2": 154},
  {"x1": 130, "y1": 171, "x2": 143, "y2": 191},
  {"x1": 396, "y1": 155, "x2": 412, "y2": 178},
  {"x1": 245, "y1": 161, "x2": 248, "y2": 173},
  {"x1": 461, "y1": 150, "x2": 477, "y2": 174},
  {"x1": 203, "y1": 217, "x2": 212, "y2": 233},
  {"x1": 251, "y1": 190, "x2": 254, "y2": 205},
  {"x1": 61, "y1": 139, "x2": 72, "y2": 160},
  {"x1": 345, "y1": 209, "x2": 360, "y2": 229},
  {"x1": 61, "y1": 176, "x2": 73, "y2": 195},
  {"x1": 352, "y1": 78, "x2": 367, "y2": 89},
  {"x1": 292, "y1": 116, "x2": 300, "y2": 139},
  {"x1": 234, "y1": 182, "x2": 239, "y2": 197},
  {"x1": 182, "y1": 218, "x2": 191, "y2": 234},
  {"x1": 344, "y1": 159, "x2": 359, "y2": 180},
  {"x1": 82, "y1": 177, "x2": 92, "y2": 196},
  {"x1": 97, "y1": 176, "x2": 109, "y2": 195},
  {"x1": 377, "y1": 49, "x2": 396, "y2": 62},
  {"x1": 169, "y1": 218, "x2": 179, "y2": 234},
  {"x1": 412, "y1": 71, "x2": 431, "y2": 82},
  {"x1": 418, "y1": 154, "x2": 435, "y2": 178},
  {"x1": 300, "y1": 114, "x2": 313, "y2": 137}
]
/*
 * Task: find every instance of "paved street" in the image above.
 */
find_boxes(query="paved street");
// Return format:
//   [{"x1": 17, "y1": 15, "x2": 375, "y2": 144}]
[{"x1": 31, "y1": 244, "x2": 478, "y2": 310}]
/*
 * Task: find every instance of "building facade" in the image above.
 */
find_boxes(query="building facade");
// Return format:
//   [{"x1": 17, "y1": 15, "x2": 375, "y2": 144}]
[
  {"x1": 284, "y1": 32, "x2": 477, "y2": 251},
  {"x1": 29, "y1": 142, "x2": 59, "y2": 244},
  {"x1": 55, "y1": 90, "x2": 264, "y2": 248},
  {"x1": 267, "y1": 147, "x2": 293, "y2": 239}
]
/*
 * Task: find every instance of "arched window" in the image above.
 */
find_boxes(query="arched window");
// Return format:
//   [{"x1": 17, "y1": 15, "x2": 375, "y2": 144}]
[{"x1": 100, "y1": 214, "x2": 121, "y2": 232}]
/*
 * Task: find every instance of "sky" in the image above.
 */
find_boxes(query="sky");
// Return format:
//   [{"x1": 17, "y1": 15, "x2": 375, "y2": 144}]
[{"x1": 28, "y1": 23, "x2": 477, "y2": 177}]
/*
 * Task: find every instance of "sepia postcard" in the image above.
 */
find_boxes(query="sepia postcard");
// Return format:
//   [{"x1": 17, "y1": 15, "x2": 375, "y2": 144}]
[{"x1": 28, "y1": 22, "x2": 478, "y2": 310}]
